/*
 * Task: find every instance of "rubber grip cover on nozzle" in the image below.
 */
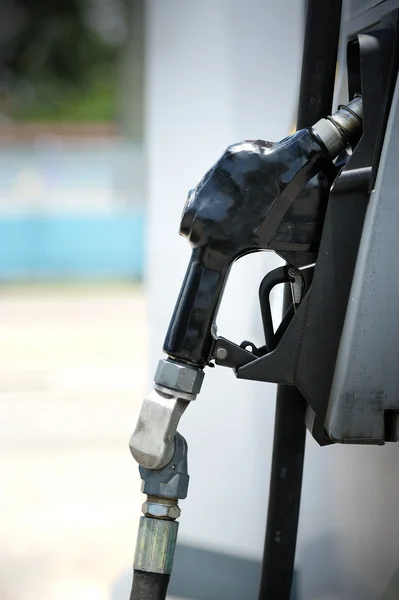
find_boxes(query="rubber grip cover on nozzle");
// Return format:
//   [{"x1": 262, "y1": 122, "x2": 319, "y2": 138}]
[
  {"x1": 164, "y1": 99, "x2": 363, "y2": 367},
  {"x1": 164, "y1": 130, "x2": 334, "y2": 366}
]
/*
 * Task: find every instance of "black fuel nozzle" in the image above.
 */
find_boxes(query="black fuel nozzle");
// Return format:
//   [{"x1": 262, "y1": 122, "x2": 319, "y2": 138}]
[{"x1": 163, "y1": 97, "x2": 363, "y2": 368}]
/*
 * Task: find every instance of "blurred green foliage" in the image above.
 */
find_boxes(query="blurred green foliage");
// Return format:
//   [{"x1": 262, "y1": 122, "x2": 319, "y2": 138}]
[
  {"x1": 1, "y1": 0, "x2": 126, "y2": 122},
  {"x1": 12, "y1": 75, "x2": 117, "y2": 122}
]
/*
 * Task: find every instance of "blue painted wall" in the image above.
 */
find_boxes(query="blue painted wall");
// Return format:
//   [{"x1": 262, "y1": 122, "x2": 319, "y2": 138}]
[
  {"x1": 0, "y1": 139, "x2": 145, "y2": 281},
  {"x1": 0, "y1": 212, "x2": 144, "y2": 280}
]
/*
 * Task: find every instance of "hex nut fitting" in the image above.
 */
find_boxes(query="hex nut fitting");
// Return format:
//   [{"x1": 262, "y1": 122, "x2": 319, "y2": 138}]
[
  {"x1": 142, "y1": 500, "x2": 181, "y2": 520},
  {"x1": 154, "y1": 359, "x2": 204, "y2": 396}
]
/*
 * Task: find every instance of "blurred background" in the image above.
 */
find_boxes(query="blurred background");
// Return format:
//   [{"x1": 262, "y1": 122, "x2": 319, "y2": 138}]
[
  {"x1": 1, "y1": 0, "x2": 144, "y2": 280},
  {"x1": 0, "y1": 1, "x2": 147, "y2": 599}
]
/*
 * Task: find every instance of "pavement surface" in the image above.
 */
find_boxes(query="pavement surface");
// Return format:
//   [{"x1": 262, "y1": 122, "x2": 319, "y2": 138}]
[{"x1": 0, "y1": 284, "x2": 156, "y2": 600}]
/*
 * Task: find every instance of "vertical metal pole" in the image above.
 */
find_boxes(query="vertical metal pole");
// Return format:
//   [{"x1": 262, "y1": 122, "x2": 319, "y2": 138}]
[{"x1": 258, "y1": 2, "x2": 343, "y2": 598}]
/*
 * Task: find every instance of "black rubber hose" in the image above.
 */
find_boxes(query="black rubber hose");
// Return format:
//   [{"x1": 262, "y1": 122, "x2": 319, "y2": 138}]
[
  {"x1": 129, "y1": 570, "x2": 170, "y2": 600},
  {"x1": 258, "y1": 1, "x2": 343, "y2": 599}
]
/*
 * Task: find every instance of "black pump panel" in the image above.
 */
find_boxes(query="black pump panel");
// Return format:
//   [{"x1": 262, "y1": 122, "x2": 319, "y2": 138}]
[
  {"x1": 236, "y1": 7, "x2": 399, "y2": 446},
  {"x1": 311, "y1": 6, "x2": 399, "y2": 444},
  {"x1": 325, "y1": 63, "x2": 399, "y2": 443}
]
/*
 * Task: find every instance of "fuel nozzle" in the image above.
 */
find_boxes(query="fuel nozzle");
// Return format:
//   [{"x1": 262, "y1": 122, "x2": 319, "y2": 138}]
[
  {"x1": 163, "y1": 96, "x2": 363, "y2": 368},
  {"x1": 128, "y1": 97, "x2": 363, "y2": 600}
]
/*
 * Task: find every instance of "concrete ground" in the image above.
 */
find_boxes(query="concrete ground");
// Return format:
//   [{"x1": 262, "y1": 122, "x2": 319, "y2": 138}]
[{"x1": 0, "y1": 283, "x2": 158, "y2": 600}]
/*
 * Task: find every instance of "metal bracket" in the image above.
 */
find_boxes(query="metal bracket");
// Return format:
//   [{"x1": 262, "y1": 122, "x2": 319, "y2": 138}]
[{"x1": 213, "y1": 337, "x2": 257, "y2": 370}]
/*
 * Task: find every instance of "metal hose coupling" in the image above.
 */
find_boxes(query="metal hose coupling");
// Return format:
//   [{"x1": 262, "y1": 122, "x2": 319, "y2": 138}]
[
  {"x1": 132, "y1": 431, "x2": 189, "y2": 584},
  {"x1": 134, "y1": 496, "x2": 180, "y2": 575},
  {"x1": 130, "y1": 358, "x2": 204, "y2": 470},
  {"x1": 311, "y1": 96, "x2": 363, "y2": 158}
]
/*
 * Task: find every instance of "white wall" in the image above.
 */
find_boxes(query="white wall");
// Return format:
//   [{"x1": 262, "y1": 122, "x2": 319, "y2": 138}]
[
  {"x1": 146, "y1": 0, "x2": 302, "y2": 559},
  {"x1": 146, "y1": 1, "x2": 399, "y2": 599}
]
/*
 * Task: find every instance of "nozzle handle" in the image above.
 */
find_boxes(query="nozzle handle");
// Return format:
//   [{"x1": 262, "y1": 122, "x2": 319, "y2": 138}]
[{"x1": 163, "y1": 247, "x2": 227, "y2": 366}]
